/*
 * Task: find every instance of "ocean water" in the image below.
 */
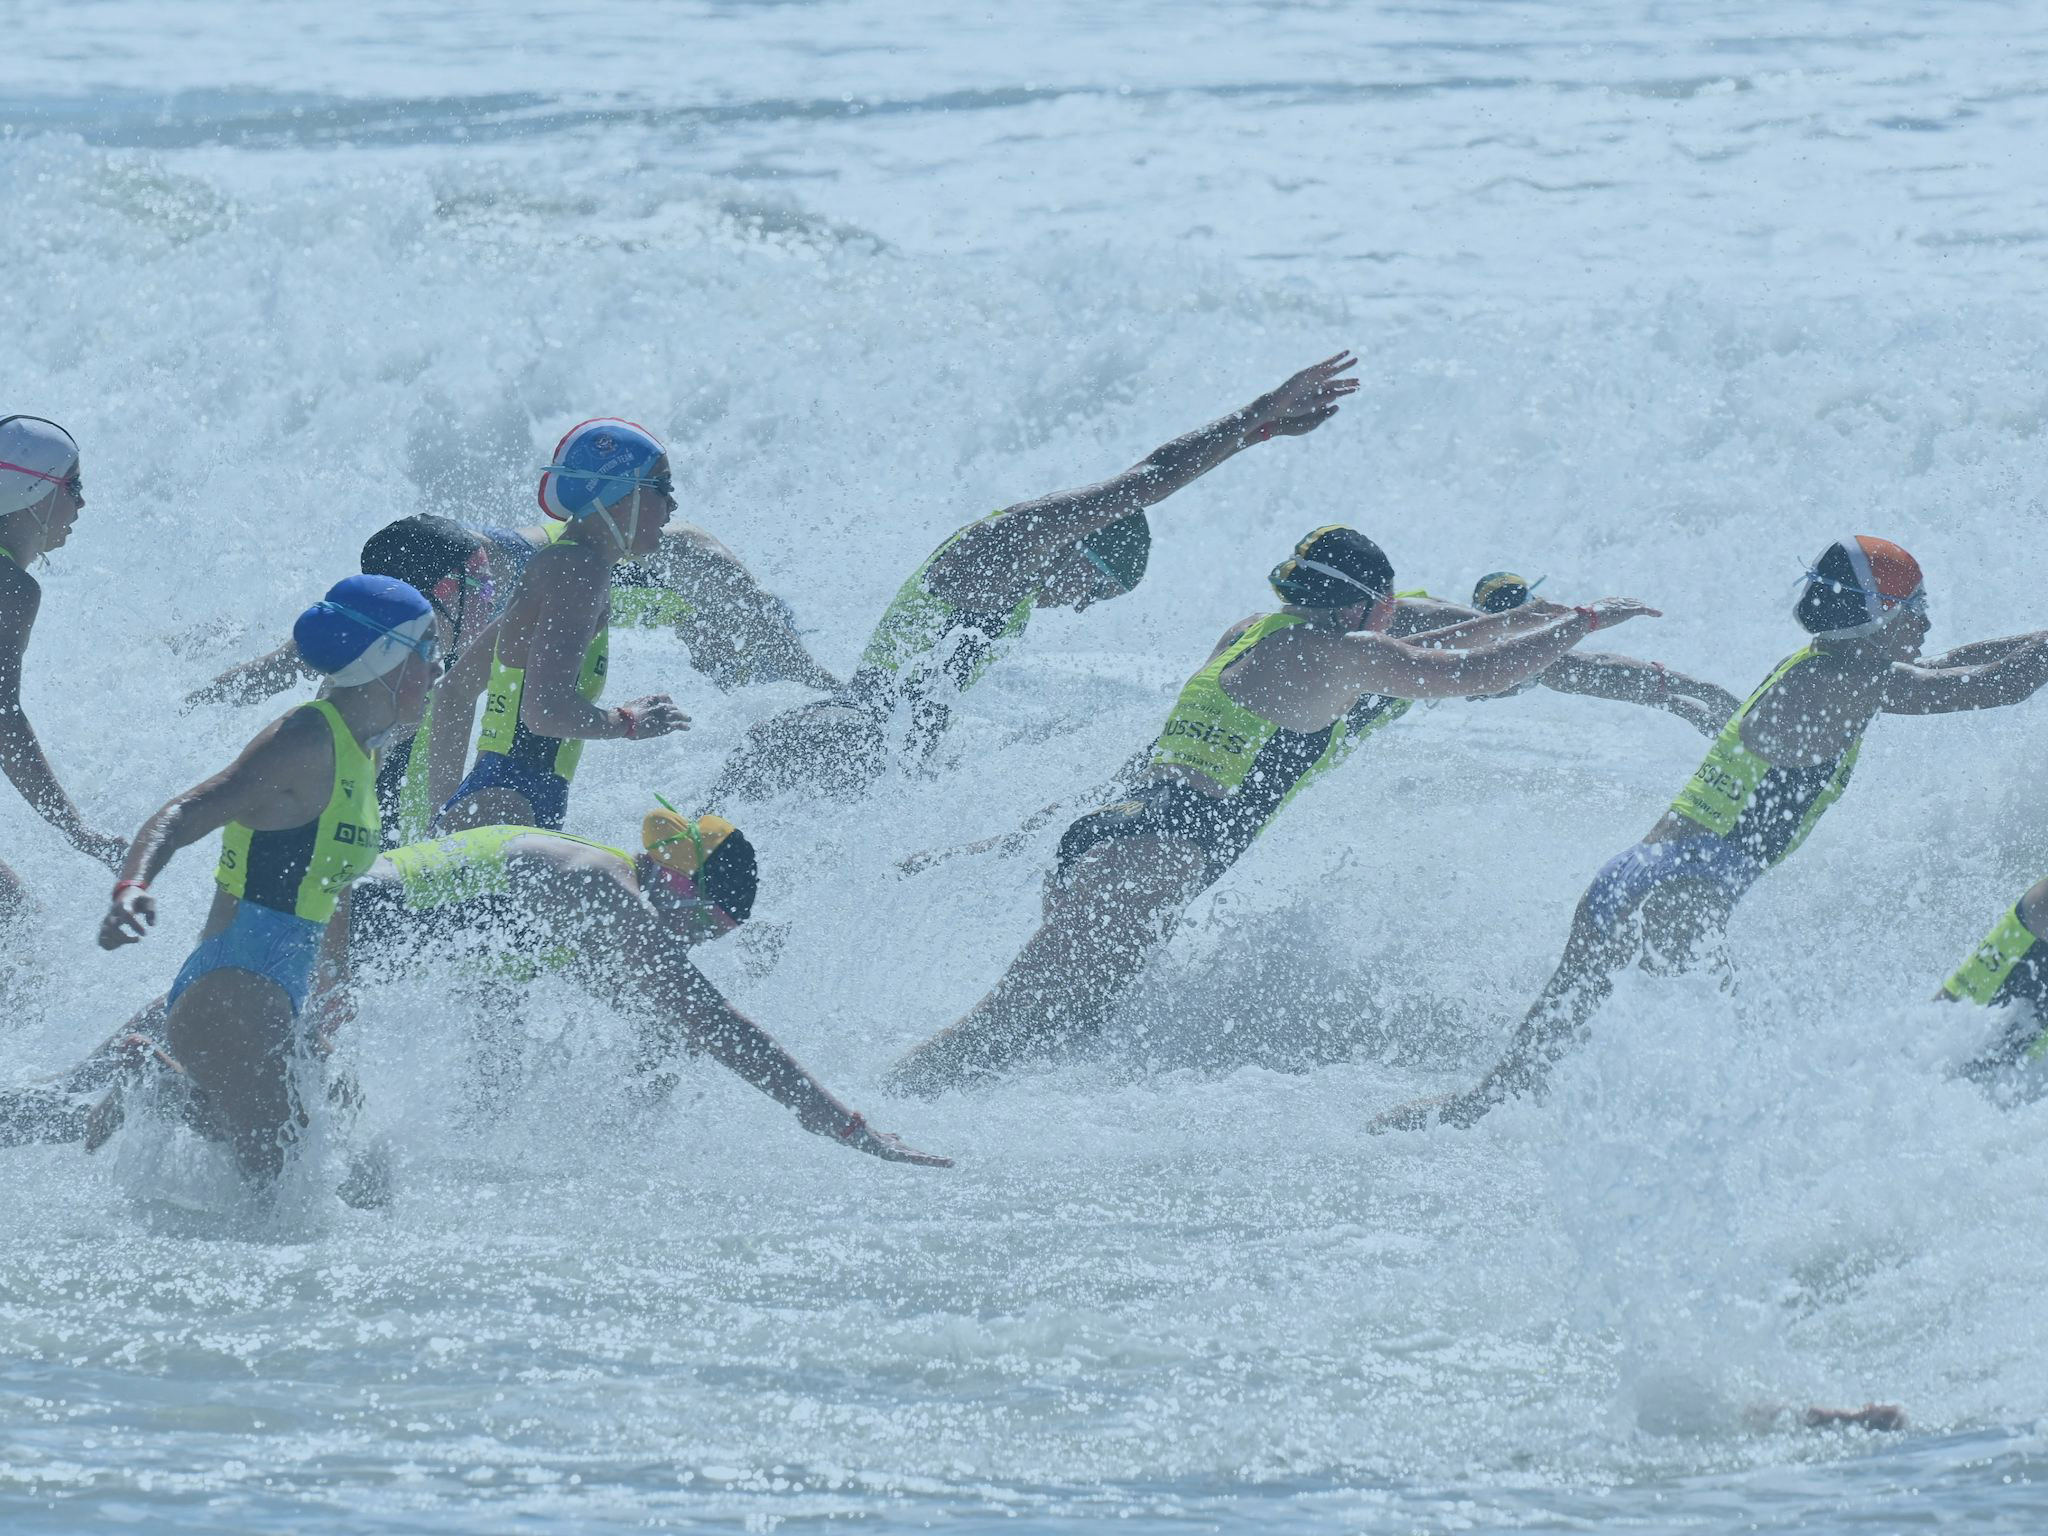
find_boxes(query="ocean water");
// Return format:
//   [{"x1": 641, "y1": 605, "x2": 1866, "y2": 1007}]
[{"x1": 6, "y1": 1, "x2": 2048, "y2": 1530}]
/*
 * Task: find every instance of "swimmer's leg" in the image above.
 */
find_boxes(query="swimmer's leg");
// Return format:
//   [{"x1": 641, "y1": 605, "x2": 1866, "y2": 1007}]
[
  {"x1": 159, "y1": 969, "x2": 307, "y2": 1184},
  {"x1": 888, "y1": 833, "x2": 1211, "y2": 1096}
]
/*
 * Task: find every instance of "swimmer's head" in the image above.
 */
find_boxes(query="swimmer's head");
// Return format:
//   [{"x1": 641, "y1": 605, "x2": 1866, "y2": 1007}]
[
  {"x1": 538, "y1": 418, "x2": 674, "y2": 556},
  {"x1": 1795, "y1": 536, "x2": 1928, "y2": 658},
  {"x1": 294, "y1": 574, "x2": 442, "y2": 721},
  {"x1": 0, "y1": 415, "x2": 82, "y2": 559},
  {"x1": 360, "y1": 514, "x2": 494, "y2": 650},
  {"x1": 638, "y1": 803, "x2": 757, "y2": 944},
  {"x1": 1270, "y1": 525, "x2": 1395, "y2": 628},
  {"x1": 1040, "y1": 513, "x2": 1152, "y2": 612},
  {"x1": 1471, "y1": 570, "x2": 1544, "y2": 614}
]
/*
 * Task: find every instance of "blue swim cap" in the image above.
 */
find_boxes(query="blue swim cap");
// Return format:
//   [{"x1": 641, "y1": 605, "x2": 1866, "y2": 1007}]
[
  {"x1": 294, "y1": 574, "x2": 435, "y2": 686},
  {"x1": 537, "y1": 417, "x2": 666, "y2": 521}
]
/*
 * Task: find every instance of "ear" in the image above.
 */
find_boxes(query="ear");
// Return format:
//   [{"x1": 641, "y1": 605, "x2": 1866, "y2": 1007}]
[{"x1": 1362, "y1": 595, "x2": 1396, "y2": 633}]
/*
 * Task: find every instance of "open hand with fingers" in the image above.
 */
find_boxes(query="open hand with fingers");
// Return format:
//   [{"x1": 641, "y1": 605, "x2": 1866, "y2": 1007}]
[
  {"x1": 616, "y1": 694, "x2": 690, "y2": 740},
  {"x1": 1245, "y1": 351, "x2": 1361, "y2": 441}
]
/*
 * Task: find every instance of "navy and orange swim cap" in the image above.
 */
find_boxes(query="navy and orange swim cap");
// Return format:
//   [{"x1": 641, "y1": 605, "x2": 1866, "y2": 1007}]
[{"x1": 1795, "y1": 536, "x2": 1925, "y2": 638}]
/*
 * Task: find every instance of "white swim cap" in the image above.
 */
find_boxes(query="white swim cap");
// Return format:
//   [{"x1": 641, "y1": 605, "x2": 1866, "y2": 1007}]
[{"x1": 0, "y1": 416, "x2": 79, "y2": 517}]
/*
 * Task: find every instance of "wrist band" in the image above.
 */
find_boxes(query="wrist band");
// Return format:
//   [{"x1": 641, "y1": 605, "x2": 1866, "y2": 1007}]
[
  {"x1": 1574, "y1": 605, "x2": 1600, "y2": 633},
  {"x1": 619, "y1": 707, "x2": 639, "y2": 740},
  {"x1": 836, "y1": 1111, "x2": 866, "y2": 1142},
  {"x1": 1254, "y1": 423, "x2": 1273, "y2": 443},
  {"x1": 112, "y1": 879, "x2": 148, "y2": 899}
]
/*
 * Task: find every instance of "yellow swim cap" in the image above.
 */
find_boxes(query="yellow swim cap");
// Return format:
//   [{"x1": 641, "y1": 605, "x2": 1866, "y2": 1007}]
[{"x1": 643, "y1": 806, "x2": 740, "y2": 876}]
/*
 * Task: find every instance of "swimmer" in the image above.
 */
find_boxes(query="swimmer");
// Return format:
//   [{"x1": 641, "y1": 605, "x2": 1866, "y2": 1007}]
[
  {"x1": 439, "y1": 419, "x2": 690, "y2": 832},
  {"x1": 1, "y1": 415, "x2": 127, "y2": 904},
  {"x1": 1375, "y1": 537, "x2": 2048, "y2": 1131},
  {"x1": 710, "y1": 352, "x2": 1363, "y2": 802},
  {"x1": 888, "y1": 525, "x2": 1658, "y2": 1094},
  {"x1": 95, "y1": 575, "x2": 442, "y2": 1182},
  {"x1": 1937, "y1": 875, "x2": 2048, "y2": 1086},
  {"x1": 897, "y1": 567, "x2": 1734, "y2": 878},
  {"x1": 45, "y1": 808, "x2": 949, "y2": 1168}
]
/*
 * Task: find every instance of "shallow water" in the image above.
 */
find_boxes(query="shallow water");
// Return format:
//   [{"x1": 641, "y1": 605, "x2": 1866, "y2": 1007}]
[{"x1": 6, "y1": 2, "x2": 2048, "y2": 1530}]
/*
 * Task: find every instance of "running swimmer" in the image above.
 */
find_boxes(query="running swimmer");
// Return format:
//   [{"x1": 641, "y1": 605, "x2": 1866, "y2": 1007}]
[
  {"x1": 95, "y1": 575, "x2": 442, "y2": 1182},
  {"x1": 439, "y1": 419, "x2": 690, "y2": 833},
  {"x1": 1, "y1": 415, "x2": 127, "y2": 911},
  {"x1": 710, "y1": 353, "x2": 1363, "y2": 802},
  {"x1": 1374, "y1": 536, "x2": 2048, "y2": 1131},
  {"x1": 887, "y1": 525, "x2": 1658, "y2": 1094},
  {"x1": 40, "y1": 808, "x2": 949, "y2": 1168}
]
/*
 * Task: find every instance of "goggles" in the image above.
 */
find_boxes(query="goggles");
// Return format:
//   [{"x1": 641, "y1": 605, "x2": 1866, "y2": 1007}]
[
  {"x1": 539, "y1": 465, "x2": 675, "y2": 498},
  {"x1": 0, "y1": 459, "x2": 81, "y2": 500},
  {"x1": 649, "y1": 861, "x2": 739, "y2": 939},
  {"x1": 431, "y1": 547, "x2": 496, "y2": 614},
  {"x1": 1797, "y1": 566, "x2": 1929, "y2": 634},
  {"x1": 318, "y1": 601, "x2": 442, "y2": 670}
]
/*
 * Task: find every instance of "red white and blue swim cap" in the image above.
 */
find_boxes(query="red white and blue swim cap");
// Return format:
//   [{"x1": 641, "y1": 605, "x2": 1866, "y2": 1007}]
[
  {"x1": 537, "y1": 417, "x2": 665, "y2": 522},
  {"x1": 294, "y1": 574, "x2": 436, "y2": 686}
]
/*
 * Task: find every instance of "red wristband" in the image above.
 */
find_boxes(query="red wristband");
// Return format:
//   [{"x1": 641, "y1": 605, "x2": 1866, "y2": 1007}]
[
  {"x1": 619, "y1": 706, "x2": 639, "y2": 740},
  {"x1": 112, "y1": 879, "x2": 148, "y2": 899},
  {"x1": 1254, "y1": 423, "x2": 1273, "y2": 443},
  {"x1": 836, "y1": 1111, "x2": 866, "y2": 1142},
  {"x1": 1574, "y1": 605, "x2": 1600, "y2": 633}
]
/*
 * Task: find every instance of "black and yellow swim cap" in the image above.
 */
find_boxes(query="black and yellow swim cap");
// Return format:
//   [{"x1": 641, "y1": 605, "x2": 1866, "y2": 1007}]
[
  {"x1": 1268, "y1": 525, "x2": 1393, "y2": 609},
  {"x1": 643, "y1": 807, "x2": 758, "y2": 924},
  {"x1": 1471, "y1": 570, "x2": 1540, "y2": 614}
]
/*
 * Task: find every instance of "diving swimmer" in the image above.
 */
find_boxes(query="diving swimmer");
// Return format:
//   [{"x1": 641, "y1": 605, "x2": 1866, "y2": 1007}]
[
  {"x1": 95, "y1": 575, "x2": 442, "y2": 1181},
  {"x1": 709, "y1": 352, "x2": 1363, "y2": 802},
  {"x1": 1375, "y1": 536, "x2": 2048, "y2": 1131},
  {"x1": 1, "y1": 414, "x2": 127, "y2": 916},
  {"x1": 35, "y1": 807, "x2": 948, "y2": 1169},
  {"x1": 439, "y1": 419, "x2": 690, "y2": 832},
  {"x1": 888, "y1": 525, "x2": 1659, "y2": 1094}
]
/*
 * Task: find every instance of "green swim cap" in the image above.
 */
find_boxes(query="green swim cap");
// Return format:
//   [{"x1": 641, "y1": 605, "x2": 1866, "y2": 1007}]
[
  {"x1": 1472, "y1": 570, "x2": 1543, "y2": 613},
  {"x1": 1077, "y1": 513, "x2": 1151, "y2": 594}
]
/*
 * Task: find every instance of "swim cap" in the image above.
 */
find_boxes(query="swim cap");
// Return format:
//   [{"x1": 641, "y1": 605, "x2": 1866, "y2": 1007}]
[
  {"x1": 293, "y1": 574, "x2": 436, "y2": 686},
  {"x1": 0, "y1": 415, "x2": 78, "y2": 516},
  {"x1": 537, "y1": 417, "x2": 665, "y2": 522},
  {"x1": 1077, "y1": 513, "x2": 1151, "y2": 594},
  {"x1": 1269, "y1": 525, "x2": 1394, "y2": 609},
  {"x1": 1472, "y1": 570, "x2": 1543, "y2": 614},
  {"x1": 360, "y1": 515, "x2": 483, "y2": 606},
  {"x1": 1794, "y1": 536, "x2": 1925, "y2": 638},
  {"x1": 642, "y1": 807, "x2": 758, "y2": 925}
]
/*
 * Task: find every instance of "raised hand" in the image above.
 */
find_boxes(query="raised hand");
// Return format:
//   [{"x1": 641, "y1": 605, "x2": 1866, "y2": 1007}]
[
  {"x1": 1246, "y1": 351, "x2": 1361, "y2": 440},
  {"x1": 617, "y1": 694, "x2": 691, "y2": 740}
]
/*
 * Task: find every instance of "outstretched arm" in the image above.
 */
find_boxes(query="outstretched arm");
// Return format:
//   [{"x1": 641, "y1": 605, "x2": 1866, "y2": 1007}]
[
  {"x1": 1883, "y1": 632, "x2": 2048, "y2": 714},
  {"x1": 657, "y1": 530, "x2": 842, "y2": 693},
  {"x1": 424, "y1": 618, "x2": 497, "y2": 811},
  {"x1": 180, "y1": 640, "x2": 315, "y2": 712},
  {"x1": 0, "y1": 571, "x2": 124, "y2": 868},
  {"x1": 1539, "y1": 654, "x2": 1739, "y2": 735},
  {"x1": 929, "y1": 352, "x2": 1361, "y2": 607},
  {"x1": 1335, "y1": 599, "x2": 1660, "y2": 703},
  {"x1": 618, "y1": 912, "x2": 949, "y2": 1166}
]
